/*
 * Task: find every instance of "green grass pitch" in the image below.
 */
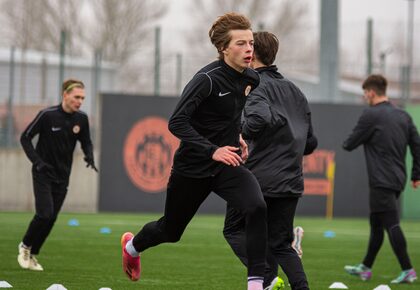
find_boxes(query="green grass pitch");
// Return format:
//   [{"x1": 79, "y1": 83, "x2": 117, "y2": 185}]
[{"x1": 0, "y1": 212, "x2": 419, "y2": 289}]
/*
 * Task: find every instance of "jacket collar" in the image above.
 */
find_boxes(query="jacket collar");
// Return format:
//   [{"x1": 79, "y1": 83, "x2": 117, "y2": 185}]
[
  {"x1": 219, "y1": 59, "x2": 260, "y2": 88},
  {"x1": 256, "y1": 65, "x2": 284, "y2": 79}
]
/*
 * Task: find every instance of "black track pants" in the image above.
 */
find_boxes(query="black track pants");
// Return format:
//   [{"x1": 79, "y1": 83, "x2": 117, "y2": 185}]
[
  {"x1": 224, "y1": 196, "x2": 309, "y2": 290},
  {"x1": 23, "y1": 171, "x2": 68, "y2": 255},
  {"x1": 363, "y1": 210, "x2": 412, "y2": 270},
  {"x1": 133, "y1": 165, "x2": 267, "y2": 277}
]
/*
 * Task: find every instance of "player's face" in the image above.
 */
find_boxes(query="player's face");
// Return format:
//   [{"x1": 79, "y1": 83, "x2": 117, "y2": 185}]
[
  {"x1": 222, "y1": 29, "x2": 254, "y2": 72},
  {"x1": 62, "y1": 87, "x2": 86, "y2": 113}
]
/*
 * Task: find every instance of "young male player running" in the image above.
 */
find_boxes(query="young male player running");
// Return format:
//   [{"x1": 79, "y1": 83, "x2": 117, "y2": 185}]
[{"x1": 121, "y1": 13, "x2": 268, "y2": 290}]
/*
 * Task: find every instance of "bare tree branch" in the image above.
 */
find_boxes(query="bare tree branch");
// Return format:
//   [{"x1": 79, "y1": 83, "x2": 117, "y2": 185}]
[
  {"x1": 185, "y1": 0, "x2": 312, "y2": 74},
  {"x1": 88, "y1": 0, "x2": 167, "y2": 64}
]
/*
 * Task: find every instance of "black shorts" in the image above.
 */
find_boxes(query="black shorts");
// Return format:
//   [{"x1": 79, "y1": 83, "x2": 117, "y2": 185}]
[{"x1": 369, "y1": 187, "x2": 400, "y2": 213}]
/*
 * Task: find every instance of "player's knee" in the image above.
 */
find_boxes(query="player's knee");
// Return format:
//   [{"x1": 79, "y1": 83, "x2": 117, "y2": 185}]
[
  {"x1": 35, "y1": 210, "x2": 55, "y2": 221},
  {"x1": 164, "y1": 231, "x2": 182, "y2": 243},
  {"x1": 222, "y1": 227, "x2": 231, "y2": 239},
  {"x1": 245, "y1": 200, "x2": 266, "y2": 217}
]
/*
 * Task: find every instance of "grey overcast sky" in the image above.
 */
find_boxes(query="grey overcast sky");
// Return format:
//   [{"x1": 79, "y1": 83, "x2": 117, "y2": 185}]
[
  {"x1": 158, "y1": 0, "x2": 420, "y2": 77},
  {"x1": 161, "y1": 0, "x2": 420, "y2": 35},
  {"x1": 159, "y1": 0, "x2": 420, "y2": 60}
]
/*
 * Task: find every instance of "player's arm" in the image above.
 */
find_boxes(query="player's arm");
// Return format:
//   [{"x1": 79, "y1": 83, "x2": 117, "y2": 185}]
[
  {"x1": 304, "y1": 114, "x2": 318, "y2": 155},
  {"x1": 407, "y1": 116, "x2": 420, "y2": 188},
  {"x1": 342, "y1": 110, "x2": 375, "y2": 151},
  {"x1": 241, "y1": 89, "x2": 273, "y2": 140},
  {"x1": 168, "y1": 73, "x2": 218, "y2": 158},
  {"x1": 20, "y1": 111, "x2": 46, "y2": 167},
  {"x1": 79, "y1": 115, "x2": 97, "y2": 172}
]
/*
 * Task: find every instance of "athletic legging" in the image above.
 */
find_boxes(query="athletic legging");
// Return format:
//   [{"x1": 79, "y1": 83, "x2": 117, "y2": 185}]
[
  {"x1": 363, "y1": 210, "x2": 412, "y2": 270},
  {"x1": 23, "y1": 171, "x2": 68, "y2": 255},
  {"x1": 224, "y1": 196, "x2": 309, "y2": 290},
  {"x1": 132, "y1": 165, "x2": 267, "y2": 277}
]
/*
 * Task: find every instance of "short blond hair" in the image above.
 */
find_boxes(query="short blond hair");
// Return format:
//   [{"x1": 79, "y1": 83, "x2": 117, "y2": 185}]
[{"x1": 62, "y1": 79, "x2": 85, "y2": 95}]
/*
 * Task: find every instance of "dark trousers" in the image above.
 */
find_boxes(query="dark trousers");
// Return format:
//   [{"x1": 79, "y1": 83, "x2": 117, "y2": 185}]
[
  {"x1": 224, "y1": 196, "x2": 309, "y2": 290},
  {"x1": 132, "y1": 165, "x2": 267, "y2": 277},
  {"x1": 22, "y1": 171, "x2": 68, "y2": 255},
  {"x1": 363, "y1": 210, "x2": 412, "y2": 270}
]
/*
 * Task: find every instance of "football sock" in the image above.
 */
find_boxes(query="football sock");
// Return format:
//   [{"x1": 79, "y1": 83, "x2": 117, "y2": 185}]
[
  {"x1": 125, "y1": 239, "x2": 140, "y2": 257},
  {"x1": 248, "y1": 276, "x2": 263, "y2": 290}
]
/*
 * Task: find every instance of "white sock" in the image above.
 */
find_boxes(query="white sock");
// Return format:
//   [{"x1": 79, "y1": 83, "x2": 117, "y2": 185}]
[
  {"x1": 247, "y1": 276, "x2": 263, "y2": 290},
  {"x1": 125, "y1": 239, "x2": 139, "y2": 257}
]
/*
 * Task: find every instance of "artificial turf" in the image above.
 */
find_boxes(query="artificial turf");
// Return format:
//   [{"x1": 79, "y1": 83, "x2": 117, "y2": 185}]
[{"x1": 0, "y1": 212, "x2": 419, "y2": 289}]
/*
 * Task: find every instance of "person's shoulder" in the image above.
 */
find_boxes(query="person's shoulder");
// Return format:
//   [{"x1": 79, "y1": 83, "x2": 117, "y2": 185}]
[
  {"x1": 362, "y1": 106, "x2": 375, "y2": 115},
  {"x1": 245, "y1": 67, "x2": 259, "y2": 79},
  {"x1": 391, "y1": 104, "x2": 412, "y2": 120},
  {"x1": 243, "y1": 67, "x2": 260, "y2": 88},
  {"x1": 192, "y1": 61, "x2": 222, "y2": 87},
  {"x1": 75, "y1": 110, "x2": 89, "y2": 120},
  {"x1": 360, "y1": 104, "x2": 383, "y2": 121},
  {"x1": 37, "y1": 105, "x2": 60, "y2": 117},
  {"x1": 197, "y1": 60, "x2": 222, "y2": 76},
  {"x1": 263, "y1": 73, "x2": 305, "y2": 98}
]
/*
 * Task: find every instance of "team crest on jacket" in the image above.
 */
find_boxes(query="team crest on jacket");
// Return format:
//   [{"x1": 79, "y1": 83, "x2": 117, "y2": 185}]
[
  {"x1": 73, "y1": 125, "x2": 80, "y2": 134},
  {"x1": 244, "y1": 85, "x2": 252, "y2": 96}
]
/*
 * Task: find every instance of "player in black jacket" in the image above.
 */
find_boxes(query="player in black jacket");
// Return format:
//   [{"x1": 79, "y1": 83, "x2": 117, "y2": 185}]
[
  {"x1": 120, "y1": 13, "x2": 267, "y2": 290},
  {"x1": 343, "y1": 75, "x2": 419, "y2": 284},
  {"x1": 223, "y1": 32, "x2": 317, "y2": 290},
  {"x1": 17, "y1": 79, "x2": 97, "y2": 271}
]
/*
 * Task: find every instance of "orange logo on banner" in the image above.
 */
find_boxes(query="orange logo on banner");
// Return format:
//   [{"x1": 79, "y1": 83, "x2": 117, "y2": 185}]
[{"x1": 123, "y1": 116, "x2": 179, "y2": 193}]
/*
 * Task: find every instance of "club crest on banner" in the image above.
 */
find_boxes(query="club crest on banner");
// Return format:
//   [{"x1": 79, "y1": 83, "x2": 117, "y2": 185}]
[{"x1": 123, "y1": 116, "x2": 179, "y2": 193}]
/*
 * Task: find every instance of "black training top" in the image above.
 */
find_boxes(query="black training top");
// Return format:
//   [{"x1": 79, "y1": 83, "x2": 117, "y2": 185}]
[
  {"x1": 242, "y1": 65, "x2": 318, "y2": 197},
  {"x1": 20, "y1": 104, "x2": 94, "y2": 181},
  {"x1": 343, "y1": 101, "x2": 420, "y2": 191},
  {"x1": 168, "y1": 59, "x2": 260, "y2": 178}
]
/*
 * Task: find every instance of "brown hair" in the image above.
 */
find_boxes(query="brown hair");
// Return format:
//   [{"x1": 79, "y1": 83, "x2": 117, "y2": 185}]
[
  {"x1": 362, "y1": 74, "x2": 387, "y2": 96},
  {"x1": 253, "y1": 31, "x2": 279, "y2": 66},
  {"x1": 208, "y1": 12, "x2": 252, "y2": 59},
  {"x1": 62, "y1": 79, "x2": 85, "y2": 95}
]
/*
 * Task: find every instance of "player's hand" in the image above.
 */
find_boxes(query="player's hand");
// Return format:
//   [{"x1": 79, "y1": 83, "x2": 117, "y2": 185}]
[
  {"x1": 212, "y1": 146, "x2": 242, "y2": 166},
  {"x1": 239, "y1": 135, "x2": 248, "y2": 162},
  {"x1": 84, "y1": 156, "x2": 98, "y2": 172},
  {"x1": 412, "y1": 180, "x2": 420, "y2": 189},
  {"x1": 35, "y1": 160, "x2": 54, "y2": 173},
  {"x1": 35, "y1": 160, "x2": 57, "y2": 180}
]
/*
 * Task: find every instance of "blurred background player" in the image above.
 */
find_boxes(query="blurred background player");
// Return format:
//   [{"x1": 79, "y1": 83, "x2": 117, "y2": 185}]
[
  {"x1": 120, "y1": 13, "x2": 268, "y2": 290},
  {"x1": 223, "y1": 31, "x2": 317, "y2": 290},
  {"x1": 17, "y1": 79, "x2": 97, "y2": 271},
  {"x1": 343, "y1": 74, "x2": 419, "y2": 284}
]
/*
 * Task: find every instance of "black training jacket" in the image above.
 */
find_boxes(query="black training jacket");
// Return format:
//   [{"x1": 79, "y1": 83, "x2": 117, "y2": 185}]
[
  {"x1": 20, "y1": 104, "x2": 94, "y2": 181},
  {"x1": 343, "y1": 101, "x2": 420, "y2": 191},
  {"x1": 168, "y1": 59, "x2": 260, "y2": 178},
  {"x1": 242, "y1": 65, "x2": 317, "y2": 197}
]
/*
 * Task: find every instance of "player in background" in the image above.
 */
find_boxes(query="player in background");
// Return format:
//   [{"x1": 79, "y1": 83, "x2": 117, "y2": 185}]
[
  {"x1": 18, "y1": 79, "x2": 97, "y2": 271},
  {"x1": 343, "y1": 74, "x2": 419, "y2": 284}
]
